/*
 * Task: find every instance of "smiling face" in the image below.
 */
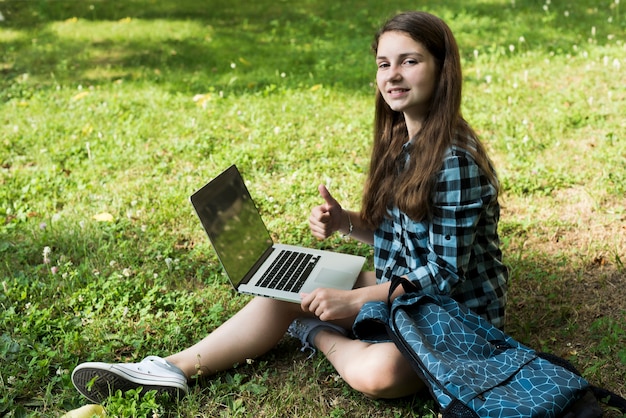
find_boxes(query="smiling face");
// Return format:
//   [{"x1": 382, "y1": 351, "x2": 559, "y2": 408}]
[{"x1": 375, "y1": 31, "x2": 439, "y2": 136}]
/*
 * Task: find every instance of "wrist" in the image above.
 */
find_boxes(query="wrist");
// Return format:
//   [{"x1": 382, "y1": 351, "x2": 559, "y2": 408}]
[
  {"x1": 341, "y1": 209, "x2": 354, "y2": 238},
  {"x1": 350, "y1": 286, "x2": 370, "y2": 312}
]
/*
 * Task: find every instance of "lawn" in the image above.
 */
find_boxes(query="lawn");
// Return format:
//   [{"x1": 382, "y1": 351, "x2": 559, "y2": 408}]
[{"x1": 1, "y1": 0, "x2": 625, "y2": 416}]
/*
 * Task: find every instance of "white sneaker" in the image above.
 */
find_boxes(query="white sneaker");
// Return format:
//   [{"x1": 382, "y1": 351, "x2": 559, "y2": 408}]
[
  {"x1": 71, "y1": 356, "x2": 188, "y2": 403},
  {"x1": 288, "y1": 318, "x2": 347, "y2": 358}
]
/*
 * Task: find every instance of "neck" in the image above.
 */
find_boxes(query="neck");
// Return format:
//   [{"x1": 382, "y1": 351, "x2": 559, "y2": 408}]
[{"x1": 405, "y1": 118, "x2": 423, "y2": 139}]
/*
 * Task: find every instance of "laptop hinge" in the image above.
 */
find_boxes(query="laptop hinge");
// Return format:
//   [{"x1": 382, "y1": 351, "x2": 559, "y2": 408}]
[{"x1": 240, "y1": 246, "x2": 274, "y2": 285}]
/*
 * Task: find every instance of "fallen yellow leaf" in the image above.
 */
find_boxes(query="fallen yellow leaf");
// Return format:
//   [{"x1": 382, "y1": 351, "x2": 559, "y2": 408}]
[
  {"x1": 71, "y1": 92, "x2": 90, "y2": 101},
  {"x1": 61, "y1": 404, "x2": 105, "y2": 418},
  {"x1": 93, "y1": 213, "x2": 114, "y2": 222},
  {"x1": 193, "y1": 93, "x2": 212, "y2": 107}
]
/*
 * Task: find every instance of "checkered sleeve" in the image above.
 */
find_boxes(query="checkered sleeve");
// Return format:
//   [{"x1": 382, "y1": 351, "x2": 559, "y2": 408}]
[{"x1": 404, "y1": 152, "x2": 496, "y2": 295}]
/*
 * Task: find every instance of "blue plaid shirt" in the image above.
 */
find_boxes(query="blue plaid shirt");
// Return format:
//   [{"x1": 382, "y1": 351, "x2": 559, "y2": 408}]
[{"x1": 373, "y1": 144, "x2": 508, "y2": 329}]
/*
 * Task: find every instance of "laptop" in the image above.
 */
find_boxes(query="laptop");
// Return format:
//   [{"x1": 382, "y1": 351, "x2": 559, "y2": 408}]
[{"x1": 190, "y1": 165, "x2": 365, "y2": 303}]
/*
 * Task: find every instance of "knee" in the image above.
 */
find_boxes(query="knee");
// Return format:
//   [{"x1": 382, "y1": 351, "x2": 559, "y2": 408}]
[{"x1": 341, "y1": 356, "x2": 419, "y2": 399}]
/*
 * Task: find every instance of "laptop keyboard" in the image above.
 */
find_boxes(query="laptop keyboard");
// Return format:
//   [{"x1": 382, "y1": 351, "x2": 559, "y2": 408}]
[{"x1": 257, "y1": 250, "x2": 320, "y2": 293}]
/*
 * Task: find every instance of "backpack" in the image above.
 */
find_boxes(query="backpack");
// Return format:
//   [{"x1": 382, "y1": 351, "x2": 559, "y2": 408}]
[{"x1": 353, "y1": 277, "x2": 626, "y2": 418}]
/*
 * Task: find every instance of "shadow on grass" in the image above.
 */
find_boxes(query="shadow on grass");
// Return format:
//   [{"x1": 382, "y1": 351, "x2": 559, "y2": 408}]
[
  {"x1": 1, "y1": 0, "x2": 624, "y2": 96},
  {"x1": 505, "y1": 253, "x2": 626, "y2": 393}
]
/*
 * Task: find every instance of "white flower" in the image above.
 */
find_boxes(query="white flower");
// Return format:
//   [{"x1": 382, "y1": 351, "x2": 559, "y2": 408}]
[{"x1": 43, "y1": 246, "x2": 51, "y2": 264}]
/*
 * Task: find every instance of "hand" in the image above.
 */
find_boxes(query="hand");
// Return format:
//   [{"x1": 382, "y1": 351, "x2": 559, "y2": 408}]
[
  {"x1": 309, "y1": 184, "x2": 342, "y2": 240},
  {"x1": 300, "y1": 288, "x2": 360, "y2": 322}
]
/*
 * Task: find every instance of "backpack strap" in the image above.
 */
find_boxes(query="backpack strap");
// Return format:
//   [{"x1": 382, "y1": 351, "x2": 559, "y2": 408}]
[
  {"x1": 387, "y1": 275, "x2": 420, "y2": 304},
  {"x1": 589, "y1": 386, "x2": 626, "y2": 413}
]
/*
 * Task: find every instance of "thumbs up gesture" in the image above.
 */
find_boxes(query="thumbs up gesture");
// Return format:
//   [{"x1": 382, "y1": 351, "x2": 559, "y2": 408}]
[{"x1": 309, "y1": 184, "x2": 343, "y2": 240}]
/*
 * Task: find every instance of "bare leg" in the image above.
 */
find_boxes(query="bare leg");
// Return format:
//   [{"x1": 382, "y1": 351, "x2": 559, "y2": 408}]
[
  {"x1": 166, "y1": 297, "x2": 308, "y2": 378},
  {"x1": 314, "y1": 331, "x2": 424, "y2": 399}
]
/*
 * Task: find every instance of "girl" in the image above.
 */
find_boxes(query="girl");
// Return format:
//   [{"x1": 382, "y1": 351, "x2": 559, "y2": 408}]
[{"x1": 72, "y1": 10, "x2": 507, "y2": 403}]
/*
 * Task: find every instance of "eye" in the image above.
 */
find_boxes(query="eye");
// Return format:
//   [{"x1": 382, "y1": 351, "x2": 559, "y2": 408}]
[
  {"x1": 377, "y1": 61, "x2": 390, "y2": 69},
  {"x1": 403, "y1": 58, "x2": 418, "y2": 65}
]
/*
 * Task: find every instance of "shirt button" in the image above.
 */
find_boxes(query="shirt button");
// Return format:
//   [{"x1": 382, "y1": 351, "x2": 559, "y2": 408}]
[{"x1": 445, "y1": 235, "x2": 451, "y2": 240}]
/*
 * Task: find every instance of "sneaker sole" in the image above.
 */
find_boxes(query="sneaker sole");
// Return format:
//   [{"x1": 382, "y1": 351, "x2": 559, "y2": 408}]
[{"x1": 71, "y1": 364, "x2": 187, "y2": 404}]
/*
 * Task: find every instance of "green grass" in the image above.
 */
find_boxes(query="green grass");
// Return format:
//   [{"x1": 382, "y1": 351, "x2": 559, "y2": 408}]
[{"x1": 1, "y1": 0, "x2": 625, "y2": 416}]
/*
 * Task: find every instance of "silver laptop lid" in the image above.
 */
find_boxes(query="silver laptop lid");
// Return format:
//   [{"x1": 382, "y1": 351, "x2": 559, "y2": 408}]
[{"x1": 190, "y1": 165, "x2": 274, "y2": 286}]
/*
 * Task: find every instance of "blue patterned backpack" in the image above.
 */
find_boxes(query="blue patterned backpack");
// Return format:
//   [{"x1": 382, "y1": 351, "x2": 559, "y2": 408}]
[{"x1": 353, "y1": 277, "x2": 626, "y2": 418}]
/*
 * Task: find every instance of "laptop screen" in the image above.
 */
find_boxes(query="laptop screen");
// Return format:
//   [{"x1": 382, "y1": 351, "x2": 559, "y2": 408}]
[{"x1": 191, "y1": 166, "x2": 273, "y2": 285}]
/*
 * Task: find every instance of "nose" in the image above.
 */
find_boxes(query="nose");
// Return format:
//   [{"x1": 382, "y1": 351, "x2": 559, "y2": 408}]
[{"x1": 385, "y1": 64, "x2": 402, "y2": 82}]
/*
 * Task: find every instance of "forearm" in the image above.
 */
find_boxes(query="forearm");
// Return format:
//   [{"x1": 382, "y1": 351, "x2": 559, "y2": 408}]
[
  {"x1": 351, "y1": 276, "x2": 406, "y2": 307},
  {"x1": 338, "y1": 209, "x2": 374, "y2": 245}
]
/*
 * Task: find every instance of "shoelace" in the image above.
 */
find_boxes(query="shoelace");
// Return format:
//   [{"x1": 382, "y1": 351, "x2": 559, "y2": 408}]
[{"x1": 288, "y1": 322, "x2": 317, "y2": 359}]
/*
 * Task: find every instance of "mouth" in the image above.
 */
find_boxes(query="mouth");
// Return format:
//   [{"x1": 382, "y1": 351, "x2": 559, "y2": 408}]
[{"x1": 387, "y1": 88, "x2": 410, "y2": 95}]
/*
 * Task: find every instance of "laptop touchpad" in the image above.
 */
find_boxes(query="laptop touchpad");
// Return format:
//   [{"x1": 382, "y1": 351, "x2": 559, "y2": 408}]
[{"x1": 313, "y1": 268, "x2": 354, "y2": 288}]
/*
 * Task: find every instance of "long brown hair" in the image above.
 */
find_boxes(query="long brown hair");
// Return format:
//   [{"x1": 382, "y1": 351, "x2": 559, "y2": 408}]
[{"x1": 361, "y1": 11, "x2": 499, "y2": 229}]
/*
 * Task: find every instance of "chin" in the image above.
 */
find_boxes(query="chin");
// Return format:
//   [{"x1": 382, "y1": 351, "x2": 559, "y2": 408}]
[{"x1": 386, "y1": 103, "x2": 406, "y2": 113}]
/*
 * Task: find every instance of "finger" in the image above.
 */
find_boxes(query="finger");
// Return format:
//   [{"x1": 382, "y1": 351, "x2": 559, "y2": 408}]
[
  {"x1": 310, "y1": 208, "x2": 332, "y2": 225},
  {"x1": 299, "y1": 293, "x2": 311, "y2": 311},
  {"x1": 318, "y1": 184, "x2": 338, "y2": 208},
  {"x1": 309, "y1": 219, "x2": 324, "y2": 239},
  {"x1": 310, "y1": 228, "x2": 325, "y2": 240},
  {"x1": 309, "y1": 211, "x2": 334, "y2": 239},
  {"x1": 313, "y1": 231, "x2": 330, "y2": 240}
]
